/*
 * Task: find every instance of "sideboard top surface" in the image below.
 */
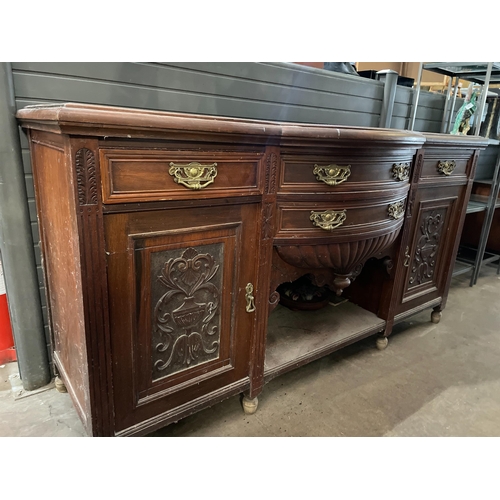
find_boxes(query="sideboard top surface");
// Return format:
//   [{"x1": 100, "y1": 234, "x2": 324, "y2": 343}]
[
  {"x1": 17, "y1": 103, "x2": 430, "y2": 147},
  {"x1": 420, "y1": 131, "x2": 489, "y2": 148}
]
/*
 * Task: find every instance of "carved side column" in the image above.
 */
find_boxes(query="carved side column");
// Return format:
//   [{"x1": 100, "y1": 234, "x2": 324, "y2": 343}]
[
  {"x1": 382, "y1": 148, "x2": 425, "y2": 337},
  {"x1": 70, "y1": 138, "x2": 114, "y2": 436},
  {"x1": 247, "y1": 147, "x2": 279, "y2": 400},
  {"x1": 442, "y1": 149, "x2": 480, "y2": 305}
]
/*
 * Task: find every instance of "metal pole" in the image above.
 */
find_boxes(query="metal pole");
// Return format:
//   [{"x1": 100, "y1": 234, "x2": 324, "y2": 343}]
[
  {"x1": 473, "y1": 62, "x2": 493, "y2": 136},
  {"x1": 377, "y1": 70, "x2": 399, "y2": 129},
  {"x1": 471, "y1": 147, "x2": 500, "y2": 285},
  {"x1": 408, "y1": 62, "x2": 423, "y2": 131},
  {"x1": 446, "y1": 77, "x2": 460, "y2": 134},
  {"x1": 0, "y1": 62, "x2": 51, "y2": 390},
  {"x1": 440, "y1": 76, "x2": 453, "y2": 133}
]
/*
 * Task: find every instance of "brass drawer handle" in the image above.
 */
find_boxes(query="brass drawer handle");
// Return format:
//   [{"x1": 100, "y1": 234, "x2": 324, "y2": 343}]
[
  {"x1": 392, "y1": 162, "x2": 410, "y2": 181},
  {"x1": 403, "y1": 246, "x2": 410, "y2": 267},
  {"x1": 313, "y1": 164, "x2": 351, "y2": 186},
  {"x1": 310, "y1": 209, "x2": 347, "y2": 230},
  {"x1": 245, "y1": 283, "x2": 256, "y2": 313},
  {"x1": 437, "y1": 160, "x2": 456, "y2": 176},
  {"x1": 388, "y1": 201, "x2": 405, "y2": 220},
  {"x1": 169, "y1": 162, "x2": 218, "y2": 190}
]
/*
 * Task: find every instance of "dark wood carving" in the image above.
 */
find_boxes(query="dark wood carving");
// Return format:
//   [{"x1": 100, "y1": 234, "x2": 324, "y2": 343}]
[
  {"x1": 152, "y1": 245, "x2": 222, "y2": 378},
  {"x1": 409, "y1": 209, "x2": 445, "y2": 286},
  {"x1": 265, "y1": 152, "x2": 278, "y2": 195},
  {"x1": 75, "y1": 148, "x2": 98, "y2": 206},
  {"x1": 407, "y1": 189, "x2": 416, "y2": 218},
  {"x1": 413, "y1": 151, "x2": 424, "y2": 180},
  {"x1": 382, "y1": 257, "x2": 393, "y2": 276},
  {"x1": 275, "y1": 227, "x2": 401, "y2": 294},
  {"x1": 262, "y1": 203, "x2": 275, "y2": 240},
  {"x1": 270, "y1": 250, "x2": 338, "y2": 306}
]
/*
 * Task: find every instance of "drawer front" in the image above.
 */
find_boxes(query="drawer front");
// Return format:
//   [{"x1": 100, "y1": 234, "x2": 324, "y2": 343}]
[
  {"x1": 100, "y1": 149, "x2": 263, "y2": 203},
  {"x1": 420, "y1": 148, "x2": 474, "y2": 182},
  {"x1": 275, "y1": 196, "x2": 407, "y2": 243},
  {"x1": 279, "y1": 153, "x2": 414, "y2": 193}
]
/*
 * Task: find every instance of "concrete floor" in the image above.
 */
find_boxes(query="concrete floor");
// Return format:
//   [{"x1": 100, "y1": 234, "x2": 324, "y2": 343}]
[{"x1": 1, "y1": 264, "x2": 500, "y2": 437}]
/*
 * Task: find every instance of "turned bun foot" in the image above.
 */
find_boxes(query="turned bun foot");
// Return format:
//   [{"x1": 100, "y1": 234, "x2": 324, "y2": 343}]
[
  {"x1": 333, "y1": 276, "x2": 351, "y2": 296},
  {"x1": 431, "y1": 309, "x2": 442, "y2": 324},
  {"x1": 54, "y1": 376, "x2": 67, "y2": 393},
  {"x1": 376, "y1": 336, "x2": 389, "y2": 350},
  {"x1": 242, "y1": 396, "x2": 258, "y2": 415}
]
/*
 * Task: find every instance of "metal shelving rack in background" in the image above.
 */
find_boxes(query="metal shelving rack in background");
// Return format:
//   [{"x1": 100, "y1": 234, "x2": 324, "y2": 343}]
[{"x1": 409, "y1": 63, "x2": 500, "y2": 286}]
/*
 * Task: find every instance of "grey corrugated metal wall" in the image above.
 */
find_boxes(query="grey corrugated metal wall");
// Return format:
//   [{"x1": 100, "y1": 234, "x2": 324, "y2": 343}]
[
  {"x1": 7, "y1": 61, "x2": 451, "y2": 378},
  {"x1": 475, "y1": 143, "x2": 500, "y2": 180},
  {"x1": 392, "y1": 84, "x2": 464, "y2": 132}
]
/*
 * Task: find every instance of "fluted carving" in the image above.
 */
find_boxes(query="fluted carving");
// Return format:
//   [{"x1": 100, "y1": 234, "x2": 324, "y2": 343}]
[
  {"x1": 275, "y1": 228, "x2": 401, "y2": 294},
  {"x1": 75, "y1": 148, "x2": 98, "y2": 206}
]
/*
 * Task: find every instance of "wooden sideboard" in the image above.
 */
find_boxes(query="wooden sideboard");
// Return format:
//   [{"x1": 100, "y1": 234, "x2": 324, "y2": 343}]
[{"x1": 17, "y1": 104, "x2": 488, "y2": 436}]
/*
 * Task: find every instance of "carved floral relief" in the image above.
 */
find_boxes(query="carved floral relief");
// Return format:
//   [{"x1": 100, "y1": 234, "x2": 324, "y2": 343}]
[
  {"x1": 409, "y1": 209, "x2": 445, "y2": 286},
  {"x1": 151, "y1": 245, "x2": 223, "y2": 379}
]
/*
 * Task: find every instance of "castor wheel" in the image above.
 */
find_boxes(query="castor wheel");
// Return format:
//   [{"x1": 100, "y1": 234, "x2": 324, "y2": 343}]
[
  {"x1": 54, "y1": 376, "x2": 67, "y2": 393},
  {"x1": 242, "y1": 396, "x2": 258, "y2": 415},
  {"x1": 431, "y1": 309, "x2": 442, "y2": 324},
  {"x1": 376, "y1": 336, "x2": 389, "y2": 350}
]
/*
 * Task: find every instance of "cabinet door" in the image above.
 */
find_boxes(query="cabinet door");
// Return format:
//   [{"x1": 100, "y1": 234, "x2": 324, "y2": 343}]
[
  {"x1": 104, "y1": 203, "x2": 259, "y2": 434},
  {"x1": 398, "y1": 186, "x2": 463, "y2": 313}
]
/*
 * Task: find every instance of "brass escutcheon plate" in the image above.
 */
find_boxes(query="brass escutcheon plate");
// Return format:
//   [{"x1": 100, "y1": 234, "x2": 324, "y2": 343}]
[
  {"x1": 169, "y1": 162, "x2": 218, "y2": 190},
  {"x1": 392, "y1": 162, "x2": 410, "y2": 181},
  {"x1": 310, "y1": 209, "x2": 347, "y2": 230},
  {"x1": 313, "y1": 164, "x2": 351, "y2": 186},
  {"x1": 388, "y1": 201, "x2": 405, "y2": 220},
  {"x1": 437, "y1": 160, "x2": 456, "y2": 176}
]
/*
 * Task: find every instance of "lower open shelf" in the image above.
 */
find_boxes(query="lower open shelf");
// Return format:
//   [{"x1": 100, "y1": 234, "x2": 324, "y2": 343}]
[
  {"x1": 466, "y1": 194, "x2": 489, "y2": 214},
  {"x1": 452, "y1": 259, "x2": 473, "y2": 277},
  {"x1": 264, "y1": 300, "x2": 386, "y2": 382},
  {"x1": 456, "y1": 245, "x2": 500, "y2": 267}
]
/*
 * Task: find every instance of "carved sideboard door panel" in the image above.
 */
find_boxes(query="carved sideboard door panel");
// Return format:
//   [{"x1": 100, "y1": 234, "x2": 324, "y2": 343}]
[
  {"x1": 398, "y1": 186, "x2": 461, "y2": 312},
  {"x1": 104, "y1": 203, "x2": 259, "y2": 434}
]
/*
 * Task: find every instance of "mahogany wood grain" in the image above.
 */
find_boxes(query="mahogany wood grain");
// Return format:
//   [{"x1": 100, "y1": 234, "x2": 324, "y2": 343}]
[
  {"x1": 275, "y1": 199, "x2": 406, "y2": 241},
  {"x1": 393, "y1": 141, "x2": 478, "y2": 319},
  {"x1": 279, "y1": 153, "x2": 414, "y2": 194},
  {"x1": 100, "y1": 149, "x2": 264, "y2": 204},
  {"x1": 247, "y1": 147, "x2": 280, "y2": 399},
  {"x1": 17, "y1": 103, "x2": 487, "y2": 436},
  {"x1": 419, "y1": 148, "x2": 472, "y2": 181},
  {"x1": 438, "y1": 150, "x2": 481, "y2": 311},
  {"x1": 104, "y1": 204, "x2": 259, "y2": 432},
  {"x1": 29, "y1": 131, "x2": 92, "y2": 434},
  {"x1": 16, "y1": 103, "x2": 426, "y2": 147}
]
